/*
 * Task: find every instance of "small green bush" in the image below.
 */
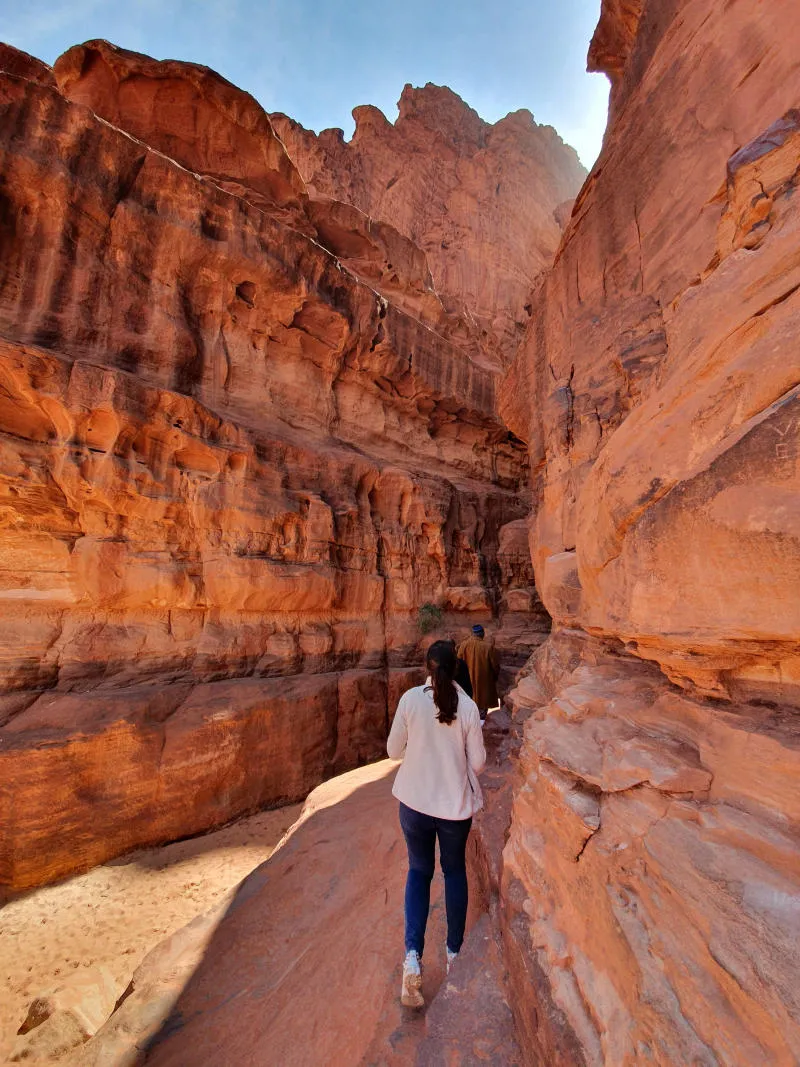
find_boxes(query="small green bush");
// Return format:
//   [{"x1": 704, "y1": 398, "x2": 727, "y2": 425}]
[{"x1": 417, "y1": 602, "x2": 443, "y2": 635}]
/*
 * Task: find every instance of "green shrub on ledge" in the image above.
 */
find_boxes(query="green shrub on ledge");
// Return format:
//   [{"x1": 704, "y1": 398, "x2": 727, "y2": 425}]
[{"x1": 417, "y1": 602, "x2": 443, "y2": 635}]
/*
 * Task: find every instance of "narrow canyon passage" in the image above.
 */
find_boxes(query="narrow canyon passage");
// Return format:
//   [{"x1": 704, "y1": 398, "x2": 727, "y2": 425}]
[
  {"x1": 0, "y1": 38, "x2": 557, "y2": 894},
  {"x1": 2, "y1": 0, "x2": 800, "y2": 1063},
  {"x1": 104, "y1": 762, "x2": 453, "y2": 1067},
  {"x1": 0, "y1": 32, "x2": 559, "y2": 1064},
  {"x1": 4, "y1": 735, "x2": 522, "y2": 1065}
]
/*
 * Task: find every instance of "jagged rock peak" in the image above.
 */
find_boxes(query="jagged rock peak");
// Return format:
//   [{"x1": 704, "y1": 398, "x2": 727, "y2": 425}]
[
  {"x1": 271, "y1": 83, "x2": 586, "y2": 364},
  {"x1": 279, "y1": 81, "x2": 582, "y2": 169},
  {"x1": 395, "y1": 82, "x2": 487, "y2": 147}
]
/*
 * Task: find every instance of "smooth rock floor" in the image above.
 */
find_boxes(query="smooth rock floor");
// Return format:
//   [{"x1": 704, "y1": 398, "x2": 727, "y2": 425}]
[
  {"x1": 137, "y1": 762, "x2": 459, "y2": 1067},
  {"x1": 69, "y1": 761, "x2": 487, "y2": 1067}
]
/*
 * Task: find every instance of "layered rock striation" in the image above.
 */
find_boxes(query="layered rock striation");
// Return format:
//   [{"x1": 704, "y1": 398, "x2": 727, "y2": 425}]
[
  {"x1": 497, "y1": 0, "x2": 800, "y2": 1063},
  {"x1": 0, "y1": 42, "x2": 575, "y2": 890},
  {"x1": 2, "y1": 5, "x2": 798, "y2": 1060}
]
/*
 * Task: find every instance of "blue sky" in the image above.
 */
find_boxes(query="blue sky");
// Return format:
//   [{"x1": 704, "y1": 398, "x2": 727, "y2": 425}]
[{"x1": 3, "y1": 0, "x2": 609, "y2": 167}]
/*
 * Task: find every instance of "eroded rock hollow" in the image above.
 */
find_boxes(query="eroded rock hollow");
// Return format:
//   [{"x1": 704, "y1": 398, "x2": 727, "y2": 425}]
[{"x1": 0, "y1": 41, "x2": 577, "y2": 890}]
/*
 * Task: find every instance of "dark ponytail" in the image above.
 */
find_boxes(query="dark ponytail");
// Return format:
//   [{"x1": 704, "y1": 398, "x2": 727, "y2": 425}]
[{"x1": 425, "y1": 640, "x2": 459, "y2": 725}]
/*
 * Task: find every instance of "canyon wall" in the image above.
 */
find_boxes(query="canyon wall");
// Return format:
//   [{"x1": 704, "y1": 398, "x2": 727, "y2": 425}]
[
  {"x1": 0, "y1": 41, "x2": 582, "y2": 890},
  {"x1": 271, "y1": 86, "x2": 585, "y2": 364},
  {"x1": 7, "y1": 13, "x2": 798, "y2": 1061},
  {"x1": 499, "y1": 0, "x2": 800, "y2": 1063}
]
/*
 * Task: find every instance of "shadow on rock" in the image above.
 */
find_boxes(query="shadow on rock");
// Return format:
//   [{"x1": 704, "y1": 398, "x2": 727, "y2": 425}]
[{"x1": 73, "y1": 760, "x2": 458, "y2": 1067}]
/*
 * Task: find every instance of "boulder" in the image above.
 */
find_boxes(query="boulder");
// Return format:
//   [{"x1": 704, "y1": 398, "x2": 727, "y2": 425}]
[{"x1": 11, "y1": 967, "x2": 119, "y2": 1063}]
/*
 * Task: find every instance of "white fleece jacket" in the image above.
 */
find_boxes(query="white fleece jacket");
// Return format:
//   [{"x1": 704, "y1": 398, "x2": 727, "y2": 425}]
[{"x1": 387, "y1": 679, "x2": 486, "y2": 820}]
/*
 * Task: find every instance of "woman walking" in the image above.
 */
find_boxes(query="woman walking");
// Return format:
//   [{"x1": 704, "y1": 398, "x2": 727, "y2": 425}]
[{"x1": 387, "y1": 640, "x2": 486, "y2": 1008}]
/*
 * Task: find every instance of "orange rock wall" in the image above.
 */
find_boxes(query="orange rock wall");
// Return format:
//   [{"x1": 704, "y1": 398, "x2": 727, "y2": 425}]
[
  {"x1": 271, "y1": 85, "x2": 586, "y2": 364},
  {"x1": 0, "y1": 53, "x2": 540, "y2": 889},
  {"x1": 499, "y1": 0, "x2": 800, "y2": 1062}
]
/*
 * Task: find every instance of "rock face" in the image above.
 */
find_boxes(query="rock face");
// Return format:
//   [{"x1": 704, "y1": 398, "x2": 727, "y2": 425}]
[
  {"x1": 271, "y1": 85, "x2": 586, "y2": 364},
  {"x1": 502, "y1": 0, "x2": 800, "y2": 706},
  {"x1": 0, "y1": 43, "x2": 56, "y2": 88},
  {"x1": 54, "y1": 41, "x2": 306, "y2": 213},
  {"x1": 0, "y1": 45, "x2": 556, "y2": 889},
  {"x1": 498, "y1": 0, "x2": 800, "y2": 1063}
]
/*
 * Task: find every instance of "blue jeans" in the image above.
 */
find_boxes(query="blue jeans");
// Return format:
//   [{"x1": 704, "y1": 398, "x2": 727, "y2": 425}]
[{"x1": 398, "y1": 801, "x2": 472, "y2": 957}]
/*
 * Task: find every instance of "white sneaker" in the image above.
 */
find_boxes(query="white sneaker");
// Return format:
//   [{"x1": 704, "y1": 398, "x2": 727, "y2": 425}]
[
  {"x1": 446, "y1": 948, "x2": 459, "y2": 975},
  {"x1": 400, "y1": 949, "x2": 424, "y2": 1008}
]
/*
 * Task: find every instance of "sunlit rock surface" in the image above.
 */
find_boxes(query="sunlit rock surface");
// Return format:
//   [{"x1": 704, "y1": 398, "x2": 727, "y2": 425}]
[
  {"x1": 0, "y1": 47, "x2": 552, "y2": 889},
  {"x1": 498, "y1": 0, "x2": 800, "y2": 1062},
  {"x1": 272, "y1": 84, "x2": 586, "y2": 364}
]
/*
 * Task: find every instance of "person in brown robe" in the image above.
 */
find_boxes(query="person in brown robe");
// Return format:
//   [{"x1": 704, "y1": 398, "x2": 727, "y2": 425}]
[{"x1": 457, "y1": 625, "x2": 500, "y2": 718}]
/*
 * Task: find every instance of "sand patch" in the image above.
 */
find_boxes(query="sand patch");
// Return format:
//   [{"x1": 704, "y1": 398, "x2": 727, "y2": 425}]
[{"x1": 0, "y1": 803, "x2": 302, "y2": 1061}]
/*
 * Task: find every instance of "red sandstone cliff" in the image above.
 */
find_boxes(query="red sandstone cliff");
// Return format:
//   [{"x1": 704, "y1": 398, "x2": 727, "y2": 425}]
[
  {"x1": 497, "y1": 0, "x2": 800, "y2": 1062},
  {"x1": 271, "y1": 84, "x2": 586, "y2": 365},
  {"x1": 0, "y1": 43, "x2": 554, "y2": 890},
  {"x1": 4, "y1": 11, "x2": 797, "y2": 1063}
]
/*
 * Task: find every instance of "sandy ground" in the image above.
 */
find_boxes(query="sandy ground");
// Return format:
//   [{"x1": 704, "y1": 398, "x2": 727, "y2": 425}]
[{"x1": 0, "y1": 803, "x2": 302, "y2": 1061}]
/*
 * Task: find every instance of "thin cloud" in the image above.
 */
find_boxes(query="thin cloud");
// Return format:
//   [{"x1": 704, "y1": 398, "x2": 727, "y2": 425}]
[{"x1": 4, "y1": 0, "x2": 106, "y2": 51}]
